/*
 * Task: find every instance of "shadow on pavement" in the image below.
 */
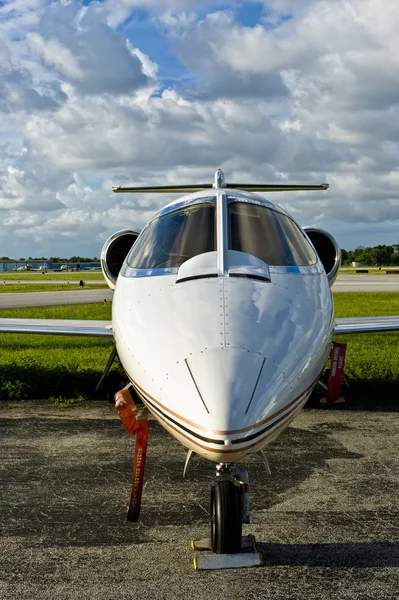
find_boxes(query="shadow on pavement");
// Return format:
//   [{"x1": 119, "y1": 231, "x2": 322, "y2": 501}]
[
  {"x1": 258, "y1": 541, "x2": 399, "y2": 568},
  {"x1": 1, "y1": 414, "x2": 363, "y2": 547}
]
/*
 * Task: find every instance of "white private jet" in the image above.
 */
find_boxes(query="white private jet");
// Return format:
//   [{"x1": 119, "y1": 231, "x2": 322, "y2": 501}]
[{"x1": 1, "y1": 169, "x2": 399, "y2": 557}]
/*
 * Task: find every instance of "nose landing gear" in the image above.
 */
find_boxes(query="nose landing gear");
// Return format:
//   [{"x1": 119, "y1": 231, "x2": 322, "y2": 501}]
[
  {"x1": 211, "y1": 463, "x2": 250, "y2": 553},
  {"x1": 192, "y1": 463, "x2": 262, "y2": 569},
  {"x1": 211, "y1": 479, "x2": 242, "y2": 554}
]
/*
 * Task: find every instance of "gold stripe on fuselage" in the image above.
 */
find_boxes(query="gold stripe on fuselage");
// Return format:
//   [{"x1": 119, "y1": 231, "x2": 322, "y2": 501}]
[
  {"x1": 131, "y1": 379, "x2": 312, "y2": 455},
  {"x1": 129, "y1": 374, "x2": 319, "y2": 437}
]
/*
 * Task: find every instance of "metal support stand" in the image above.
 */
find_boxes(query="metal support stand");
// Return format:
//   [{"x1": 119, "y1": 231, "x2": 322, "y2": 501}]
[
  {"x1": 192, "y1": 535, "x2": 262, "y2": 570},
  {"x1": 230, "y1": 465, "x2": 250, "y2": 524},
  {"x1": 95, "y1": 344, "x2": 118, "y2": 391},
  {"x1": 317, "y1": 380, "x2": 328, "y2": 393},
  {"x1": 183, "y1": 449, "x2": 194, "y2": 478},
  {"x1": 259, "y1": 449, "x2": 272, "y2": 475}
]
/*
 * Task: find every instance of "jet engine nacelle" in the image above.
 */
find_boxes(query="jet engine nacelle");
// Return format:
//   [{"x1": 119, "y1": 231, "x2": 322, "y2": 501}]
[
  {"x1": 101, "y1": 230, "x2": 140, "y2": 290},
  {"x1": 303, "y1": 227, "x2": 341, "y2": 287}
]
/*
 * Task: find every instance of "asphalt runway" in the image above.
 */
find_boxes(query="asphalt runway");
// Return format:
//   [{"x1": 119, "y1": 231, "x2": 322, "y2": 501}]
[
  {"x1": 0, "y1": 288, "x2": 113, "y2": 309},
  {"x1": 0, "y1": 280, "x2": 105, "y2": 285},
  {"x1": 1, "y1": 401, "x2": 399, "y2": 600},
  {"x1": 333, "y1": 274, "x2": 399, "y2": 292}
]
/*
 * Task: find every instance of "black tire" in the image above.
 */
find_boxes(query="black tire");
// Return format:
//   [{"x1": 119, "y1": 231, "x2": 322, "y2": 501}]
[{"x1": 211, "y1": 480, "x2": 242, "y2": 554}]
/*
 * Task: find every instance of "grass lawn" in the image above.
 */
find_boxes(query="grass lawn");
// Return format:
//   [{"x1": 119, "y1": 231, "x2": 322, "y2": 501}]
[
  {"x1": 339, "y1": 268, "x2": 399, "y2": 274},
  {"x1": 332, "y1": 293, "x2": 399, "y2": 400},
  {"x1": 0, "y1": 294, "x2": 398, "y2": 401},
  {"x1": 0, "y1": 303, "x2": 112, "y2": 319},
  {"x1": 0, "y1": 303, "x2": 114, "y2": 400},
  {"x1": 0, "y1": 271, "x2": 103, "y2": 281},
  {"x1": 333, "y1": 292, "x2": 399, "y2": 317}
]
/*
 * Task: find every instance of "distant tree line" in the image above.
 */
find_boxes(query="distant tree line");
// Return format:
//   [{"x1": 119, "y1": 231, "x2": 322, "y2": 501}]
[
  {"x1": 341, "y1": 245, "x2": 399, "y2": 266},
  {"x1": 49, "y1": 256, "x2": 100, "y2": 263},
  {"x1": 0, "y1": 256, "x2": 99, "y2": 262},
  {"x1": 2, "y1": 247, "x2": 398, "y2": 267}
]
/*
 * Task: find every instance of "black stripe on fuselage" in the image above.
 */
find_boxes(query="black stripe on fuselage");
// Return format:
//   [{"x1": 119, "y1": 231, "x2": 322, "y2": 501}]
[
  {"x1": 231, "y1": 393, "x2": 310, "y2": 444},
  {"x1": 138, "y1": 393, "x2": 224, "y2": 445},
  {"x1": 132, "y1": 380, "x2": 309, "y2": 447}
]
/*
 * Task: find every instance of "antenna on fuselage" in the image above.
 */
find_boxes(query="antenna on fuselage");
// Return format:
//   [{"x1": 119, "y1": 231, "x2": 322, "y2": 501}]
[{"x1": 112, "y1": 170, "x2": 329, "y2": 194}]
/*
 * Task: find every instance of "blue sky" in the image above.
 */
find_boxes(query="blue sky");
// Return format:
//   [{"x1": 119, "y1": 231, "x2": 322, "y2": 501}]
[
  {"x1": 0, "y1": 0, "x2": 398, "y2": 257},
  {"x1": 117, "y1": 2, "x2": 269, "y2": 90}
]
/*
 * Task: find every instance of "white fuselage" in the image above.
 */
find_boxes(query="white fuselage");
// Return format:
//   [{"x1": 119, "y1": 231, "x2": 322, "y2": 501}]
[{"x1": 112, "y1": 190, "x2": 334, "y2": 462}]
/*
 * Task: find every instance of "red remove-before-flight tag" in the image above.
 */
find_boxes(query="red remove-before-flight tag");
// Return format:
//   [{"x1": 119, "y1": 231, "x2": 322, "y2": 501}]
[
  {"x1": 126, "y1": 419, "x2": 149, "y2": 522},
  {"x1": 115, "y1": 388, "x2": 139, "y2": 436},
  {"x1": 326, "y1": 342, "x2": 347, "y2": 404}
]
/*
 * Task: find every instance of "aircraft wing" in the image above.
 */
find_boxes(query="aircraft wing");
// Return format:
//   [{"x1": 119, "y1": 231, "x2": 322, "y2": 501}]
[
  {"x1": 333, "y1": 316, "x2": 399, "y2": 335},
  {"x1": 0, "y1": 319, "x2": 113, "y2": 337},
  {"x1": 1, "y1": 316, "x2": 397, "y2": 337}
]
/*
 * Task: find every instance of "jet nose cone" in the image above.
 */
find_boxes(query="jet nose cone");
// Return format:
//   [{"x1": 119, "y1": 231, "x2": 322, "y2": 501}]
[
  {"x1": 186, "y1": 347, "x2": 266, "y2": 430},
  {"x1": 160, "y1": 346, "x2": 287, "y2": 461}
]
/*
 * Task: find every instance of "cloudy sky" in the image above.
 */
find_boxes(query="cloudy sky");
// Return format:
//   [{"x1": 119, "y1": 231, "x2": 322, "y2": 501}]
[{"x1": 1, "y1": 0, "x2": 398, "y2": 258}]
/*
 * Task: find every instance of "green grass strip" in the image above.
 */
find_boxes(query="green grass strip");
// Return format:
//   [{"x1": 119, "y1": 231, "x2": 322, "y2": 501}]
[
  {"x1": 0, "y1": 303, "x2": 112, "y2": 319},
  {"x1": 332, "y1": 293, "x2": 399, "y2": 399},
  {"x1": 339, "y1": 268, "x2": 399, "y2": 275},
  {"x1": 334, "y1": 292, "x2": 399, "y2": 317},
  {"x1": 0, "y1": 272, "x2": 103, "y2": 281},
  {"x1": 0, "y1": 303, "x2": 113, "y2": 400}
]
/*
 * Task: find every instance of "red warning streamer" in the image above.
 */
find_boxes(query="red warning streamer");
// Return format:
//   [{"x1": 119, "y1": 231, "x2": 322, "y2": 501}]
[
  {"x1": 114, "y1": 388, "x2": 149, "y2": 522},
  {"x1": 126, "y1": 419, "x2": 149, "y2": 522},
  {"x1": 326, "y1": 342, "x2": 347, "y2": 404}
]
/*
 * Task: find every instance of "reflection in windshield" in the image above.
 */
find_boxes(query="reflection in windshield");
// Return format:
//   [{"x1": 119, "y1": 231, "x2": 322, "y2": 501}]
[
  {"x1": 229, "y1": 201, "x2": 316, "y2": 266},
  {"x1": 127, "y1": 202, "x2": 215, "y2": 269}
]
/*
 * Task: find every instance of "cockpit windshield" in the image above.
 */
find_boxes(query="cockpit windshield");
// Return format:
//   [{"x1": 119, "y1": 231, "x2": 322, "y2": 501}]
[
  {"x1": 228, "y1": 200, "x2": 317, "y2": 267},
  {"x1": 127, "y1": 201, "x2": 216, "y2": 269},
  {"x1": 126, "y1": 197, "x2": 316, "y2": 273}
]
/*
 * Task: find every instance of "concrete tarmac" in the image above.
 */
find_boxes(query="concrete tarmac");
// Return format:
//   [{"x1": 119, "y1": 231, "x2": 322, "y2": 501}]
[
  {"x1": 0, "y1": 280, "x2": 105, "y2": 285},
  {"x1": 0, "y1": 288, "x2": 113, "y2": 309},
  {"x1": 333, "y1": 274, "x2": 399, "y2": 292},
  {"x1": 1, "y1": 401, "x2": 399, "y2": 600}
]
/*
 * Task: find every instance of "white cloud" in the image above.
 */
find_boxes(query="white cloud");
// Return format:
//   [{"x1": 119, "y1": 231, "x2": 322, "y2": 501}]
[
  {"x1": 0, "y1": 158, "x2": 67, "y2": 212},
  {"x1": 29, "y1": 3, "x2": 152, "y2": 96},
  {"x1": 0, "y1": 0, "x2": 399, "y2": 257},
  {"x1": 159, "y1": 11, "x2": 289, "y2": 100},
  {"x1": 27, "y1": 33, "x2": 84, "y2": 80},
  {"x1": 102, "y1": 0, "x2": 226, "y2": 27}
]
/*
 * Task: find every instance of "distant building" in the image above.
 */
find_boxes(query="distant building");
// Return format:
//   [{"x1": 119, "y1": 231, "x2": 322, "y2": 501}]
[{"x1": 0, "y1": 260, "x2": 100, "y2": 272}]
